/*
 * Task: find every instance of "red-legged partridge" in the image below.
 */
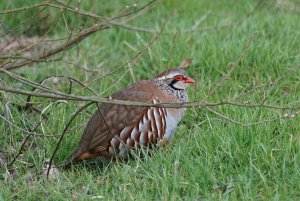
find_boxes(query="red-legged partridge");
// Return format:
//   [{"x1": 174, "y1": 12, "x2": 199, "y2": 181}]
[{"x1": 66, "y1": 62, "x2": 195, "y2": 166}]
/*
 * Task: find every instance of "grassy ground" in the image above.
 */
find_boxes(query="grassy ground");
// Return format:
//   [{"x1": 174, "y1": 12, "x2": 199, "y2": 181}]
[{"x1": 1, "y1": 0, "x2": 300, "y2": 200}]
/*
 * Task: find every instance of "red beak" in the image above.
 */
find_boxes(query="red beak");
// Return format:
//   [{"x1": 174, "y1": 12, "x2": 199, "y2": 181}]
[{"x1": 185, "y1": 76, "x2": 195, "y2": 84}]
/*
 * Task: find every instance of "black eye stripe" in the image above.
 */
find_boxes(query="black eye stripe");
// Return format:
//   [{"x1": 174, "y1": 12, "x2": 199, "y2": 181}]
[{"x1": 169, "y1": 80, "x2": 179, "y2": 90}]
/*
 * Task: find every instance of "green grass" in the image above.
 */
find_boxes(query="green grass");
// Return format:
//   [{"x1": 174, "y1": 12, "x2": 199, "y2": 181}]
[{"x1": 1, "y1": 0, "x2": 300, "y2": 200}]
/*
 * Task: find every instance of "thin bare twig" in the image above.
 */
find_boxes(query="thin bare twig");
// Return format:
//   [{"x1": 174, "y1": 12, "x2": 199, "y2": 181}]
[
  {"x1": 46, "y1": 101, "x2": 94, "y2": 178},
  {"x1": 2, "y1": 24, "x2": 108, "y2": 70},
  {"x1": 229, "y1": 68, "x2": 297, "y2": 101},
  {"x1": 0, "y1": 114, "x2": 60, "y2": 137},
  {"x1": 205, "y1": 107, "x2": 299, "y2": 127},
  {"x1": 204, "y1": 31, "x2": 258, "y2": 100},
  {"x1": 1, "y1": 84, "x2": 299, "y2": 110},
  {"x1": 7, "y1": 133, "x2": 33, "y2": 166},
  {"x1": 1, "y1": 0, "x2": 157, "y2": 70},
  {"x1": 85, "y1": 23, "x2": 165, "y2": 87}
]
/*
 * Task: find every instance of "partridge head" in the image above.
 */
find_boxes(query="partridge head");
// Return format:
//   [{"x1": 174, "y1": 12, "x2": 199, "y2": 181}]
[{"x1": 65, "y1": 61, "x2": 195, "y2": 166}]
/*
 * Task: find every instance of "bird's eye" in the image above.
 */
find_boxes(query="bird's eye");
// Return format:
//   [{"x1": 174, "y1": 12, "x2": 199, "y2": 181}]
[{"x1": 173, "y1": 75, "x2": 184, "y2": 81}]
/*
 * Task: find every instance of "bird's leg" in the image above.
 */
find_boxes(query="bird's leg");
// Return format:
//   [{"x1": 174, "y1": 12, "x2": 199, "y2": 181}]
[{"x1": 158, "y1": 137, "x2": 169, "y2": 149}]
